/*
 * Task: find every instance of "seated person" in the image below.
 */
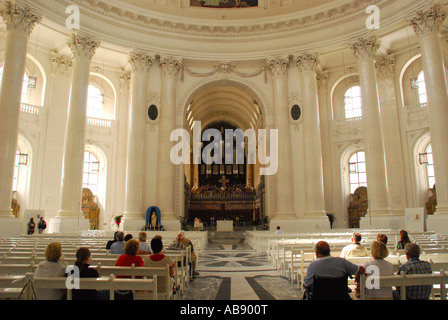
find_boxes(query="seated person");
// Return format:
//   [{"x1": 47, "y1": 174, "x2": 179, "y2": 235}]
[
  {"x1": 115, "y1": 239, "x2": 144, "y2": 300},
  {"x1": 144, "y1": 236, "x2": 176, "y2": 294},
  {"x1": 105, "y1": 231, "x2": 119, "y2": 250},
  {"x1": 377, "y1": 234, "x2": 388, "y2": 245},
  {"x1": 137, "y1": 231, "x2": 151, "y2": 254},
  {"x1": 72, "y1": 247, "x2": 103, "y2": 300},
  {"x1": 34, "y1": 242, "x2": 67, "y2": 300},
  {"x1": 396, "y1": 230, "x2": 412, "y2": 250},
  {"x1": 169, "y1": 231, "x2": 199, "y2": 278},
  {"x1": 303, "y1": 241, "x2": 365, "y2": 299},
  {"x1": 109, "y1": 231, "x2": 126, "y2": 254},
  {"x1": 340, "y1": 232, "x2": 369, "y2": 258},
  {"x1": 393, "y1": 243, "x2": 432, "y2": 300}
]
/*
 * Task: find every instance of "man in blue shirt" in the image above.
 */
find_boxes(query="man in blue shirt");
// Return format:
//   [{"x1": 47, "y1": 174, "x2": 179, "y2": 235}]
[
  {"x1": 394, "y1": 243, "x2": 432, "y2": 300},
  {"x1": 110, "y1": 231, "x2": 126, "y2": 254},
  {"x1": 304, "y1": 241, "x2": 365, "y2": 291}
]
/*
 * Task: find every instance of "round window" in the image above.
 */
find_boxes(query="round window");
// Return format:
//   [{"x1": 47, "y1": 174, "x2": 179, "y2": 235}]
[
  {"x1": 291, "y1": 104, "x2": 301, "y2": 121},
  {"x1": 147, "y1": 104, "x2": 158, "y2": 121}
]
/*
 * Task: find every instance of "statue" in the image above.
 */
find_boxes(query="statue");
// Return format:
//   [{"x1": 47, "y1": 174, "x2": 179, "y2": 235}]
[
  {"x1": 146, "y1": 206, "x2": 161, "y2": 229},
  {"x1": 11, "y1": 191, "x2": 20, "y2": 218},
  {"x1": 426, "y1": 184, "x2": 437, "y2": 215},
  {"x1": 81, "y1": 188, "x2": 100, "y2": 230}
]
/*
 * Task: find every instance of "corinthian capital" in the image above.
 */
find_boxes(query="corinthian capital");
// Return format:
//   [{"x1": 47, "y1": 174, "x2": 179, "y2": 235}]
[
  {"x1": 266, "y1": 55, "x2": 290, "y2": 78},
  {"x1": 410, "y1": 5, "x2": 447, "y2": 36},
  {"x1": 129, "y1": 50, "x2": 155, "y2": 73},
  {"x1": 0, "y1": 2, "x2": 41, "y2": 35},
  {"x1": 350, "y1": 36, "x2": 380, "y2": 60},
  {"x1": 375, "y1": 55, "x2": 396, "y2": 78},
  {"x1": 294, "y1": 52, "x2": 319, "y2": 73},
  {"x1": 160, "y1": 55, "x2": 183, "y2": 78},
  {"x1": 68, "y1": 33, "x2": 101, "y2": 60}
]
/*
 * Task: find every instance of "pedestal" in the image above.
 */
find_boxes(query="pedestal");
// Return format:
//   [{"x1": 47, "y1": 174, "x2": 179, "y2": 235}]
[
  {"x1": 217, "y1": 220, "x2": 233, "y2": 232},
  {"x1": 0, "y1": 218, "x2": 24, "y2": 237},
  {"x1": 48, "y1": 217, "x2": 90, "y2": 234},
  {"x1": 359, "y1": 214, "x2": 404, "y2": 230}
]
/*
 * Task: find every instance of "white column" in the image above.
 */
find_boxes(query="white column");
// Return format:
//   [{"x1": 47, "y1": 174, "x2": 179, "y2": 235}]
[
  {"x1": 375, "y1": 55, "x2": 407, "y2": 215},
  {"x1": 57, "y1": 34, "x2": 100, "y2": 224},
  {"x1": 157, "y1": 55, "x2": 182, "y2": 225},
  {"x1": 0, "y1": 3, "x2": 40, "y2": 218},
  {"x1": 266, "y1": 56, "x2": 295, "y2": 219},
  {"x1": 351, "y1": 36, "x2": 391, "y2": 217},
  {"x1": 123, "y1": 51, "x2": 154, "y2": 223},
  {"x1": 411, "y1": 5, "x2": 448, "y2": 217},
  {"x1": 294, "y1": 53, "x2": 326, "y2": 217}
]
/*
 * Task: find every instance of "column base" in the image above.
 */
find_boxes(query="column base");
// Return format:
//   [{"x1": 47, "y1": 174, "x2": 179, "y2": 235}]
[
  {"x1": 426, "y1": 214, "x2": 448, "y2": 234},
  {"x1": 49, "y1": 217, "x2": 90, "y2": 234},
  {"x1": 270, "y1": 217, "x2": 330, "y2": 233},
  {"x1": 0, "y1": 217, "x2": 24, "y2": 237}
]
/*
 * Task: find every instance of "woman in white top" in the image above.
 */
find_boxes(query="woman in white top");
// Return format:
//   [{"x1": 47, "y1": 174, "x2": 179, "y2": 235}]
[
  {"x1": 362, "y1": 241, "x2": 394, "y2": 300},
  {"x1": 34, "y1": 242, "x2": 67, "y2": 300}
]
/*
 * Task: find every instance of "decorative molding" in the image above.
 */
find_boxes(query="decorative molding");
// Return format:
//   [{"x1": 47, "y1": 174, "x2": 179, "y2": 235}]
[
  {"x1": 316, "y1": 70, "x2": 329, "y2": 90},
  {"x1": 266, "y1": 55, "x2": 290, "y2": 78},
  {"x1": 0, "y1": 2, "x2": 41, "y2": 35},
  {"x1": 294, "y1": 52, "x2": 319, "y2": 73},
  {"x1": 129, "y1": 50, "x2": 155, "y2": 73},
  {"x1": 410, "y1": 5, "x2": 447, "y2": 36},
  {"x1": 350, "y1": 36, "x2": 380, "y2": 60},
  {"x1": 70, "y1": 0, "x2": 382, "y2": 37},
  {"x1": 119, "y1": 71, "x2": 131, "y2": 90},
  {"x1": 68, "y1": 33, "x2": 101, "y2": 60},
  {"x1": 160, "y1": 55, "x2": 183, "y2": 78},
  {"x1": 181, "y1": 62, "x2": 266, "y2": 83}
]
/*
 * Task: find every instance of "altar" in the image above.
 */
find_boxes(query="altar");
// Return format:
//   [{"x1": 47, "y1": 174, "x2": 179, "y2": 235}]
[{"x1": 217, "y1": 220, "x2": 233, "y2": 232}]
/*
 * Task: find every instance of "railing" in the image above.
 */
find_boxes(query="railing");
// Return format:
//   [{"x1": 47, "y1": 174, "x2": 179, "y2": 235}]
[
  {"x1": 20, "y1": 103, "x2": 41, "y2": 115},
  {"x1": 87, "y1": 117, "x2": 112, "y2": 128},
  {"x1": 334, "y1": 116, "x2": 362, "y2": 126}
]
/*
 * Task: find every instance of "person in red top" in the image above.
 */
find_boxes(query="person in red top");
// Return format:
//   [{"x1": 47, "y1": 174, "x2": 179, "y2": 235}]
[{"x1": 114, "y1": 239, "x2": 144, "y2": 300}]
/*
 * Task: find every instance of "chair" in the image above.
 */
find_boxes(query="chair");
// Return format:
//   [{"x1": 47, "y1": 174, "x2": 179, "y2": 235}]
[{"x1": 310, "y1": 274, "x2": 351, "y2": 300}]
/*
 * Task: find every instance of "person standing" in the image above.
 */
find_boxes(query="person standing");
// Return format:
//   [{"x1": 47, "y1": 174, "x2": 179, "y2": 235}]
[
  {"x1": 27, "y1": 218, "x2": 35, "y2": 235},
  {"x1": 37, "y1": 217, "x2": 47, "y2": 234}
]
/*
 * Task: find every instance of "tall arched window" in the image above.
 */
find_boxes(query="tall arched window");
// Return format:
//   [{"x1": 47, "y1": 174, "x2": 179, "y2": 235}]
[
  {"x1": 349, "y1": 151, "x2": 367, "y2": 194},
  {"x1": 425, "y1": 143, "x2": 435, "y2": 189},
  {"x1": 83, "y1": 151, "x2": 99, "y2": 195},
  {"x1": 416, "y1": 71, "x2": 427, "y2": 105},
  {"x1": 344, "y1": 86, "x2": 362, "y2": 119},
  {"x1": 87, "y1": 85, "x2": 104, "y2": 119}
]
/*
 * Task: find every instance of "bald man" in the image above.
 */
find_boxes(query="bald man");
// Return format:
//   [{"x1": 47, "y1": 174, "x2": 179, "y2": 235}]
[{"x1": 303, "y1": 241, "x2": 365, "y2": 289}]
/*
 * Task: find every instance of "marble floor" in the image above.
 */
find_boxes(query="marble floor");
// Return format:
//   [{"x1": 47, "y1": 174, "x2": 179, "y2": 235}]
[{"x1": 181, "y1": 231, "x2": 302, "y2": 300}]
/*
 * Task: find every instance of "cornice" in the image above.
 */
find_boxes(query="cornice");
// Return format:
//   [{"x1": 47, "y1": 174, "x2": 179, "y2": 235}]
[{"x1": 70, "y1": 0, "x2": 383, "y2": 37}]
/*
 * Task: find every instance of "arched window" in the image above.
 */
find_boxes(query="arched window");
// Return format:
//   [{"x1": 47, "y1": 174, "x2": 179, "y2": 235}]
[
  {"x1": 0, "y1": 66, "x2": 30, "y2": 103},
  {"x1": 426, "y1": 143, "x2": 435, "y2": 189},
  {"x1": 83, "y1": 151, "x2": 99, "y2": 195},
  {"x1": 349, "y1": 151, "x2": 367, "y2": 194},
  {"x1": 87, "y1": 85, "x2": 104, "y2": 119},
  {"x1": 344, "y1": 86, "x2": 362, "y2": 119},
  {"x1": 416, "y1": 71, "x2": 427, "y2": 105}
]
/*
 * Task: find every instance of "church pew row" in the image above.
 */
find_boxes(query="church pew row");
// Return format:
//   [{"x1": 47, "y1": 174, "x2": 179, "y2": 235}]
[
  {"x1": 0, "y1": 274, "x2": 159, "y2": 300},
  {"x1": 358, "y1": 271, "x2": 448, "y2": 300}
]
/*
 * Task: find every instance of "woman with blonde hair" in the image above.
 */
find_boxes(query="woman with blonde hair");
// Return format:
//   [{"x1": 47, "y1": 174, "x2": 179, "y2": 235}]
[
  {"x1": 361, "y1": 241, "x2": 394, "y2": 300},
  {"x1": 34, "y1": 242, "x2": 66, "y2": 300}
]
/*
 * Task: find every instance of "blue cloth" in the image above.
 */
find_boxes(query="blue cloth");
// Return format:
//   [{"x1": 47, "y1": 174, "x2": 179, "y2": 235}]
[
  {"x1": 109, "y1": 241, "x2": 125, "y2": 255},
  {"x1": 395, "y1": 258, "x2": 432, "y2": 300},
  {"x1": 304, "y1": 255, "x2": 360, "y2": 288}
]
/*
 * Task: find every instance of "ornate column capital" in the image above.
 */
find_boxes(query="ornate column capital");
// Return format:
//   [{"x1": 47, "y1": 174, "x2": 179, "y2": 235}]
[
  {"x1": 68, "y1": 33, "x2": 101, "y2": 60},
  {"x1": 294, "y1": 52, "x2": 319, "y2": 73},
  {"x1": 0, "y1": 2, "x2": 41, "y2": 35},
  {"x1": 375, "y1": 55, "x2": 396, "y2": 78},
  {"x1": 119, "y1": 71, "x2": 132, "y2": 90},
  {"x1": 129, "y1": 50, "x2": 155, "y2": 73},
  {"x1": 266, "y1": 55, "x2": 290, "y2": 78},
  {"x1": 160, "y1": 55, "x2": 183, "y2": 78},
  {"x1": 410, "y1": 5, "x2": 447, "y2": 36},
  {"x1": 316, "y1": 70, "x2": 329, "y2": 90},
  {"x1": 350, "y1": 36, "x2": 380, "y2": 61},
  {"x1": 50, "y1": 53, "x2": 73, "y2": 76}
]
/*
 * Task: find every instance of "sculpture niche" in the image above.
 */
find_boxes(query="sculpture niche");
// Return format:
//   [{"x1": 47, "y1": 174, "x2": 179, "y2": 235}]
[{"x1": 145, "y1": 206, "x2": 162, "y2": 230}]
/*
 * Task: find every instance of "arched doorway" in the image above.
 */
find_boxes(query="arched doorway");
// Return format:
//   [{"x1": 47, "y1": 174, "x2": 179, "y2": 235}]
[{"x1": 179, "y1": 78, "x2": 269, "y2": 230}]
